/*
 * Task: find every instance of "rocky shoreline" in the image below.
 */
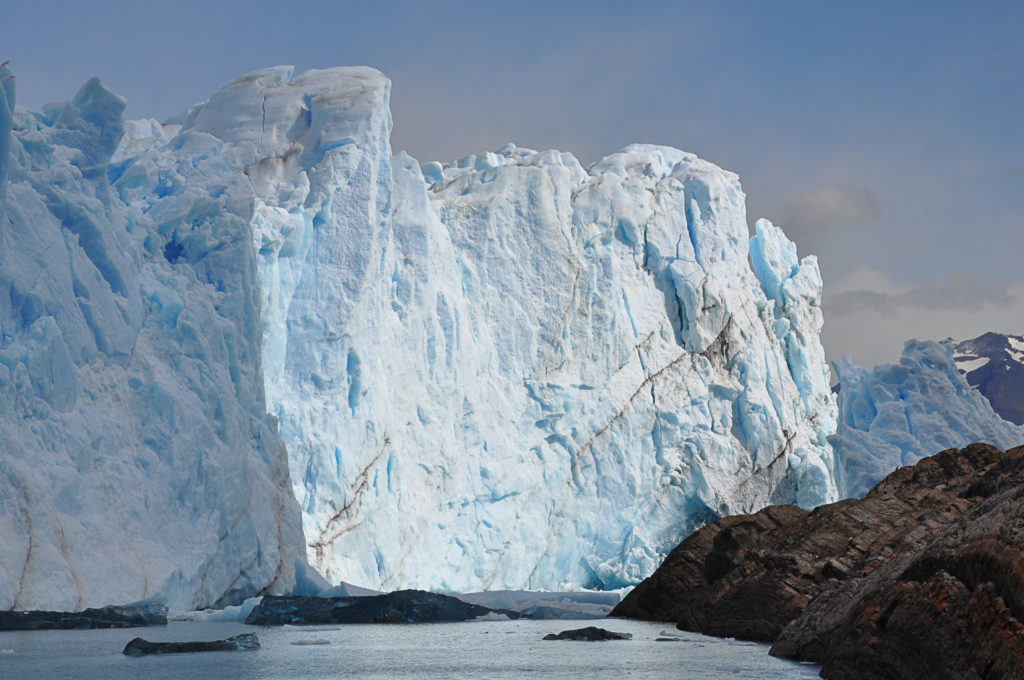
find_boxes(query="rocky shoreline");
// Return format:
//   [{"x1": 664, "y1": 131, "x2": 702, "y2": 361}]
[
  {"x1": 0, "y1": 602, "x2": 167, "y2": 631},
  {"x1": 612, "y1": 443, "x2": 1024, "y2": 679}
]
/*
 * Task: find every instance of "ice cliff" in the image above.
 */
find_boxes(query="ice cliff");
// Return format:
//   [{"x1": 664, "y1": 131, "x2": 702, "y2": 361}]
[
  {"x1": 0, "y1": 63, "x2": 840, "y2": 604},
  {"x1": 831, "y1": 340, "x2": 1024, "y2": 497},
  {"x1": 185, "y1": 66, "x2": 838, "y2": 590},
  {"x1": 0, "y1": 63, "x2": 305, "y2": 611}
]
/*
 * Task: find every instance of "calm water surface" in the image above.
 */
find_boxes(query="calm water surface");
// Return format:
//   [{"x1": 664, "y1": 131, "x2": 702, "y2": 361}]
[{"x1": 0, "y1": 619, "x2": 820, "y2": 679}]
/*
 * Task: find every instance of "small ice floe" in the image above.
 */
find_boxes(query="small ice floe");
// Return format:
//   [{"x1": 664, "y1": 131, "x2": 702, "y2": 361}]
[
  {"x1": 290, "y1": 639, "x2": 331, "y2": 646},
  {"x1": 474, "y1": 612, "x2": 511, "y2": 622},
  {"x1": 178, "y1": 596, "x2": 264, "y2": 622},
  {"x1": 282, "y1": 625, "x2": 340, "y2": 632},
  {"x1": 0, "y1": 649, "x2": 14, "y2": 654}
]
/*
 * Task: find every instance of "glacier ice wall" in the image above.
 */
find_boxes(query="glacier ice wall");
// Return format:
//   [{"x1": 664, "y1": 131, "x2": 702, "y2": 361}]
[
  {"x1": 0, "y1": 62, "x2": 840, "y2": 602},
  {"x1": 832, "y1": 339, "x2": 1024, "y2": 497},
  {"x1": 151, "y1": 67, "x2": 837, "y2": 591},
  {"x1": 0, "y1": 63, "x2": 305, "y2": 611}
]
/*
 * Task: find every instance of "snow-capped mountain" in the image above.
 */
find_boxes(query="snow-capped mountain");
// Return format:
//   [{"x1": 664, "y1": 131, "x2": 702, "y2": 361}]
[
  {"x1": 0, "y1": 63, "x2": 840, "y2": 606},
  {"x1": 951, "y1": 332, "x2": 1024, "y2": 425},
  {"x1": 831, "y1": 340, "x2": 1024, "y2": 497}
]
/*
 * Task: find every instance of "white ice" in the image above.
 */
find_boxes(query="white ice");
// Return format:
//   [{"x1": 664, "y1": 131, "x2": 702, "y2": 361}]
[{"x1": 0, "y1": 64, "x2": 841, "y2": 607}]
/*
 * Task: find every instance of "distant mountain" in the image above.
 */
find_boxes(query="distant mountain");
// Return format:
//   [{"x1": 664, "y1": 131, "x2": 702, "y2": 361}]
[{"x1": 950, "y1": 332, "x2": 1024, "y2": 425}]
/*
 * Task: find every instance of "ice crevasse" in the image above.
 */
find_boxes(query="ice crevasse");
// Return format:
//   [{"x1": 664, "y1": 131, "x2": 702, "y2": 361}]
[{"x1": 0, "y1": 63, "x2": 839, "y2": 607}]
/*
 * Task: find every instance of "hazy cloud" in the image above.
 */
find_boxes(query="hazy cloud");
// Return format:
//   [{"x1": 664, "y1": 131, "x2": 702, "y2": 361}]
[
  {"x1": 904, "y1": 274, "x2": 1015, "y2": 309},
  {"x1": 829, "y1": 272, "x2": 1014, "y2": 316},
  {"x1": 1005, "y1": 165, "x2": 1024, "y2": 177},
  {"x1": 821, "y1": 267, "x2": 1023, "y2": 366},
  {"x1": 779, "y1": 184, "x2": 881, "y2": 246},
  {"x1": 828, "y1": 290, "x2": 897, "y2": 315}
]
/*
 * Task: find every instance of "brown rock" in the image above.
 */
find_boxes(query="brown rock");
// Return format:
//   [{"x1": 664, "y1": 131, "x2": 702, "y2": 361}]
[
  {"x1": 610, "y1": 504, "x2": 808, "y2": 639},
  {"x1": 613, "y1": 443, "x2": 1024, "y2": 678}
]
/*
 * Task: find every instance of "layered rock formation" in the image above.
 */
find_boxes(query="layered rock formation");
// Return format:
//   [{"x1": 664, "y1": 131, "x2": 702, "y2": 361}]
[{"x1": 613, "y1": 443, "x2": 1024, "y2": 680}]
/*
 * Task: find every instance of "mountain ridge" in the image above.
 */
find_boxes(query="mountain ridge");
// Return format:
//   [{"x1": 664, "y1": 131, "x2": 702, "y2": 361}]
[{"x1": 950, "y1": 331, "x2": 1024, "y2": 425}]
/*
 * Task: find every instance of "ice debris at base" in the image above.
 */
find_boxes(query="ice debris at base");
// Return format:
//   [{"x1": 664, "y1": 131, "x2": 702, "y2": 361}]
[
  {"x1": 317, "y1": 581, "x2": 383, "y2": 598},
  {"x1": 474, "y1": 612, "x2": 512, "y2": 622},
  {"x1": 174, "y1": 596, "x2": 265, "y2": 623},
  {"x1": 0, "y1": 62, "x2": 305, "y2": 611},
  {"x1": 0, "y1": 63, "x2": 840, "y2": 605},
  {"x1": 831, "y1": 340, "x2": 1024, "y2": 497}
]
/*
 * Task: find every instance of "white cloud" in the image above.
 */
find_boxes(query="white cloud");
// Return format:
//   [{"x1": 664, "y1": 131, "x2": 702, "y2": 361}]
[{"x1": 778, "y1": 184, "x2": 881, "y2": 247}]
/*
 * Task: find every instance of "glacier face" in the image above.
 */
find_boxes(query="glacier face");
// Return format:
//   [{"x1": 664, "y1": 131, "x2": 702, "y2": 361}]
[
  {"x1": 0, "y1": 62, "x2": 840, "y2": 604},
  {"x1": 0, "y1": 64, "x2": 305, "y2": 611},
  {"x1": 831, "y1": 339, "x2": 1024, "y2": 498},
  {"x1": 154, "y1": 67, "x2": 838, "y2": 591}
]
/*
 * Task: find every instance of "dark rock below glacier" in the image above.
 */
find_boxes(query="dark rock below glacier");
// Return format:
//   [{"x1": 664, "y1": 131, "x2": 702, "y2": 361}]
[
  {"x1": 612, "y1": 443, "x2": 1024, "y2": 679},
  {"x1": 0, "y1": 602, "x2": 168, "y2": 630},
  {"x1": 542, "y1": 626, "x2": 631, "y2": 641},
  {"x1": 246, "y1": 589, "x2": 518, "y2": 625},
  {"x1": 123, "y1": 633, "x2": 259, "y2": 656},
  {"x1": 523, "y1": 605, "x2": 603, "y2": 620}
]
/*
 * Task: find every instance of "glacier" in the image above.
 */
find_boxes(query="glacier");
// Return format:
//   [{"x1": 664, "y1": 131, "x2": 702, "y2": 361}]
[
  {"x1": 0, "y1": 62, "x2": 305, "y2": 612},
  {"x1": 0, "y1": 62, "x2": 840, "y2": 606},
  {"x1": 831, "y1": 339, "x2": 1024, "y2": 498},
  {"x1": 166, "y1": 66, "x2": 839, "y2": 591}
]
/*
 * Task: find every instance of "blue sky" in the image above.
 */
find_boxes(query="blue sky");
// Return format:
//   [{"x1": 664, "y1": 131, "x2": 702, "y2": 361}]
[{"x1": 3, "y1": 0, "x2": 1023, "y2": 365}]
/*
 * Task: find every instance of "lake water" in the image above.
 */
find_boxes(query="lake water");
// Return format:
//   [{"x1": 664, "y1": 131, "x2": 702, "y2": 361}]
[{"x1": 0, "y1": 619, "x2": 820, "y2": 679}]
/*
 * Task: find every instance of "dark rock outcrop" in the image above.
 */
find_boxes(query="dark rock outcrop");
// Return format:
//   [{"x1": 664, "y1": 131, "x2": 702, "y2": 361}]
[
  {"x1": 543, "y1": 626, "x2": 631, "y2": 641},
  {"x1": 246, "y1": 589, "x2": 518, "y2": 625},
  {"x1": 123, "y1": 633, "x2": 259, "y2": 656},
  {"x1": 0, "y1": 602, "x2": 168, "y2": 630},
  {"x1": 613, "y1": 443, "x2": 1024, "y2": 679},
  {"x1": 610, "y1": 503, "x2": 809, "y2": 640},
  {"x1": 523, "y1": 605, "x2": 603, "y2": 620}
]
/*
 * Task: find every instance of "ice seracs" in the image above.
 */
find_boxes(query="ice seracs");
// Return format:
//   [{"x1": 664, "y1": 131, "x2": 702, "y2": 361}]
[{"x1": 831, "y1": 340, "x2": 1024, "y2": 497}]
